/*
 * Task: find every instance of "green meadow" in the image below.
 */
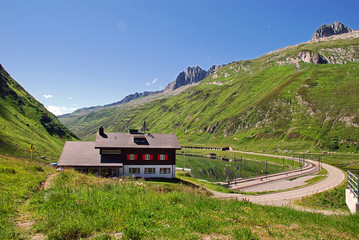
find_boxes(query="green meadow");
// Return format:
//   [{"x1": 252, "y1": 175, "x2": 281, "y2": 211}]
[
  {"x1": 26, "y1": 170, "x2": 359, "y2": 239},
  {"x1": 0, "y1": 155, "x2": 54, "y2": 239},
  {"x1": 1, "y1": 153, "x2": 358, "y2": 239}
]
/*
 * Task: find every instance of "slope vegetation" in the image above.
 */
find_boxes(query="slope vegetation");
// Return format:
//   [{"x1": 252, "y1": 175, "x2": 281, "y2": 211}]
[
  {"x1": 61, "y1": 37, "x2": 359, "y2": 153},
  {"x1": 0, "y1": 64, "x2": 77, "y2": 160}
]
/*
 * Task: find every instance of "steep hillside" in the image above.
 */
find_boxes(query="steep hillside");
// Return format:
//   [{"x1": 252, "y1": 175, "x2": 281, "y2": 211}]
[
  {"x1": 0, "y1": 64, "x2": 78, "y2": 160},
  {"x1": 61, "y1": 35, "x2": 359, "y2": 152}
]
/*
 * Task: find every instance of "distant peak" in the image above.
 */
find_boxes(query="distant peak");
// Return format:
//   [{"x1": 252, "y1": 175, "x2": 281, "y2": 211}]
[{"x1": 312, "y1": 22, "x2": 352, "y2": 40}]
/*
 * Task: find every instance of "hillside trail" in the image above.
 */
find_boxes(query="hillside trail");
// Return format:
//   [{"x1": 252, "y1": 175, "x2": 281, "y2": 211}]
[{"x1": 15, "y1": 172, "x2": 59, "y2": 240}]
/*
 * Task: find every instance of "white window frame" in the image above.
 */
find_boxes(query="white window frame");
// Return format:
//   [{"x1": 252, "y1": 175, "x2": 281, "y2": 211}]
[
  {"x1": 144, "y1": 168, "x2": 156, "y2": 174},
  {"x1": 129, "y1": 154, "x2": 136, "y2": 160},
  {"x1": 129, "y1": 168, "x2": 140, "y2": 174},
  {"x1": 159, "y1": 154, "x2": 166, "y2": 160},
  {"x1": 160, "y1": 168, "x2": 171, "y2": 174},
  {"x1": 144, "y1": 154, "x2": 151, "y2": 160}
]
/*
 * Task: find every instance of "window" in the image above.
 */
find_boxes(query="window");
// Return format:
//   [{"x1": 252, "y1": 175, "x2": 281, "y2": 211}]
[
  {"x1": 143, "y1": 154, "x2": 153, "y2": 160},
  {"x1": 102, "y1": 150, "x2": 121, "y2": 154},
  {"x1": 158, "y1": 154, "x2": 168, "y2": 160},
  {"x1": 102, "y1": 150, "x2": 114, "y2": 154},
  {"x1": 129, "y1": 168, "x2": 140, "y2": 174},
  {"x1": 127, "y1": 154, "x2": 137, "y2": 160},
  {"x1": 160, "y1": 168, "x2": 171, "y2": 174},
  {"x1": 134, "y1": 138, "x2": 148, "y2": 144},
  {"x1": 145, "y1": 168, "x2": 156, "y2": 174}
]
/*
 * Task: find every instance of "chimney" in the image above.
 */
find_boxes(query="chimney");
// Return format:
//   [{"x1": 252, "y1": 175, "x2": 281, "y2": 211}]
[{"x1": 99, "y1": 126, "x2": 104, "y2": 136}]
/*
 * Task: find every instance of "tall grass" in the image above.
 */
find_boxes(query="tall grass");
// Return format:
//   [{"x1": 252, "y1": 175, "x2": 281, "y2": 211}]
[
  {"x1": 0, "y1": 155, "x2": 53, "y2": 238},
  {"x1": 295, "y1": 182, "x2": 349, "y2": 210},
  {"x1": 29, "y1": 170, "x2": 359, "y2": 239}
]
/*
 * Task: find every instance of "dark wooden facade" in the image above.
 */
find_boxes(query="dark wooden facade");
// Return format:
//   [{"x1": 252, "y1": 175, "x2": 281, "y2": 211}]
[{"x1": 100, "y1": 148, "x2": 176, "y2": 165}]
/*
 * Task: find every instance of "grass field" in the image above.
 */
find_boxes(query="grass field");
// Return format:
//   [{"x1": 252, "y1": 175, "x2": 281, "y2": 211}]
[
  {"x1": 0, "y1": 155, "x2": 54, "y2": 239},
  {"x1": 1, "y1": 154, "x2": 358, "y2": 239},
  {"x1": 26, "y1": 170, "x2": 359, "y2": 239},
  {"x1": 295, "y1": 181, "x2": 349, "y2": 211}
]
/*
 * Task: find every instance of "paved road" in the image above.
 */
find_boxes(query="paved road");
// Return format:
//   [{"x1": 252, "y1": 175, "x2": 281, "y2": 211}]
[{"x1": 211, "y1": 152, "x2": 346, "y2": 206}]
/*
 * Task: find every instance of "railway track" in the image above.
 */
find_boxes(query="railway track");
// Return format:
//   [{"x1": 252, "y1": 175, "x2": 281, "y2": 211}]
[{"x1": 229, "y1": 160, "x2": 319, "y2": 191}]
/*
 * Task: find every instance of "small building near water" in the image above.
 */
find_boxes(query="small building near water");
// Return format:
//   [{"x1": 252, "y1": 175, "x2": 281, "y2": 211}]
[{"x1": 58, "y1": 127, "x2": 181, "y2": 178}]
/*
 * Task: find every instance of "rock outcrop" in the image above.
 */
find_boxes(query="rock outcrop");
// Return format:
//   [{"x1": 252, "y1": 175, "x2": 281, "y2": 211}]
[
  {"x1": 312, "y1": 22, "x2": 352, "y2": 40},
  {"x1": 297, "y1": 51, "x2": 327, "y2": 64},
  {"x1": 164, "y1": 65, "x2": 225, "y2": 91}
]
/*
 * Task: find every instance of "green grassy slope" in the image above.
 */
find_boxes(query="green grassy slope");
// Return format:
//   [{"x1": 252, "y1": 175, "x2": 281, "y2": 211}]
[
  {"x1": 0, "y1": 64, "x2": 78, "y2": 160},
  {"x1": 27, "y1": 170, "x2": 359, "y2": 239},
  {"x1": 61, "y1": 38, "x2": 359, "y2": 153},
  {"x1": 0, "y1": 155, "x2": 54, "y2": 239}
]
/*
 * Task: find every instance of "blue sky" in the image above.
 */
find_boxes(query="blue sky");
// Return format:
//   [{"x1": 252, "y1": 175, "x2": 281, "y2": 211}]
[{"x1": 1, "y1": 0, "x2": 358, "y2": 115}]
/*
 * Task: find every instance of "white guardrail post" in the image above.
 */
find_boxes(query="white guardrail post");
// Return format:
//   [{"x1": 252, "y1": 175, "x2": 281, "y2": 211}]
[{"x1": 346, "y1": 171, "x2": 359, "y2": 214}]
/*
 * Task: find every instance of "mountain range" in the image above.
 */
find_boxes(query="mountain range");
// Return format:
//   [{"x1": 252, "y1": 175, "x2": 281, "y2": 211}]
[
  {"x1": 58, "y1": 22, "x2": 359, "y2": 153},
  {"x1": 61, "y1": 64, "x2": 226, "y2": 117}
]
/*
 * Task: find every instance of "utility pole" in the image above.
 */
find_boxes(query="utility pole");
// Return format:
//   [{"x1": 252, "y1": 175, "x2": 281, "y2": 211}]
[
  {"x1": 318, "y1": 155, "x2": 321, "y2": 170},
  {"x1": 265, "y1": 160, "x2": 268, "y2": 179},
  {"x1": 240, "y1": 156, "x2": 243, "y2": 178},
  {"x1": 225, "y1": 164, "x2": 231, "y2": 184},
  {"x1": 292, "y1": 156, "x2": 295, "y2": 169},
  {"x1": 184, "y1": 152, "x2": 186, "y2": 169},
  {"x1": 282, "y1": 157, "x2": 285, "y2": 172},
  {"x1": 300, "y1": 154, "x2": 303, "y2": 171},
  {"x1": 233, "y1": 156, "x2": 236, "y2": 184},
  {"x1": 243, "y1": 158, "x2": 246, "y2": 179}
]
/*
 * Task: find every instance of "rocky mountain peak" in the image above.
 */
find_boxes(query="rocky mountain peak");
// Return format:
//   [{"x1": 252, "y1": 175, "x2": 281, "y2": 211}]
[
  {"x1": 312, "y1": 22, "x2": 352, "y2": 40},
  {"x1": 164, "y1": 64, "x2": 225, "y2": 92}
]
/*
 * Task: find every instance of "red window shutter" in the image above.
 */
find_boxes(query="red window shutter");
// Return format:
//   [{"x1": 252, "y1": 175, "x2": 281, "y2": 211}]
[
  {"x1": 165, "y1": 154, "x2": 168, "y2": 160},
  {"x1": 127, "y1": 154, "x2": 130, "y2": 160},
  {"x1": 157, "y1": 154, "x2": 160, "y2": 160},
  {"x1": 150, "y1": 154, "x2": 153, "y2": 160},
  {"x1": 135, "y1": 154, "x2": 138, "y2": 160},
  {"x1": 142, "y1": 154, "x2": 145, "y2": 160}
]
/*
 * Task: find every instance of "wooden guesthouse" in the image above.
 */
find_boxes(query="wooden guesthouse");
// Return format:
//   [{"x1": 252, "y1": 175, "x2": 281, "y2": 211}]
[{"x1": 58, "y1": 127, "x2": 181, "y2": 178}]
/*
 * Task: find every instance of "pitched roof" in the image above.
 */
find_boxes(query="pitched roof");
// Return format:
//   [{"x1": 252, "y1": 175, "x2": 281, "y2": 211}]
[
  {"x1": 95, "y1": 132, "x2": 181, "y2": 149},
  {"x1": 58, "y1": 141, "x2": 123, "y2": 167}
]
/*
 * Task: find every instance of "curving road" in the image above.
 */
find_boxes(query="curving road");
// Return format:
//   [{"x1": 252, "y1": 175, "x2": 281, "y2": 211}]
[{"x1": 211, "y1": 152, "x2": 346, "y2": 206}]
